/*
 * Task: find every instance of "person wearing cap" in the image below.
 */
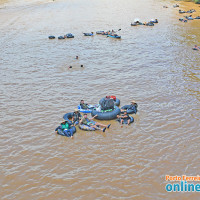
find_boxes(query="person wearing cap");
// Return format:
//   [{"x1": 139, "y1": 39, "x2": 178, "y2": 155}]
[
  {"x1": 120, "y1": 100, "x2": 138, "y2": 114},
  {"x1": 72, "y1": 109, "x2": 81, "y2": 125},
  {"x1": 79, "y1": 113, "x2": 111, "y2": 132},
  {"x1": 131, "y1": 100, "x2": 138, "y2": 107},
  {"x1": 130, "y1": 100, "x2": 138, "y2": 113},
  {"x1": 117, "y1": 110, "x2": 131, "y2": 126}
]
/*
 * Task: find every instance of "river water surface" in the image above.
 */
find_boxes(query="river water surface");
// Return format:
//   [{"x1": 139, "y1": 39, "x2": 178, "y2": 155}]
[{"x1": 0, "y1": 0, "x2": 200, "y2": 199}]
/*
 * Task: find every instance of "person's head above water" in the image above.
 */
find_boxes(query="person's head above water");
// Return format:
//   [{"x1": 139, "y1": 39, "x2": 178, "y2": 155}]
[
  {"x1": 74, "y1": 108, "x2": 79, "y2": 113},
  {"x1": 131, "y1": 100, "x2": 136, "y2": 104}
]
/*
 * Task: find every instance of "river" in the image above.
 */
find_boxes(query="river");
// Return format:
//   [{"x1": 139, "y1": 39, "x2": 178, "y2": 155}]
[{"x1": 0, "y1": 0, "x2": 200, "y2": 199}]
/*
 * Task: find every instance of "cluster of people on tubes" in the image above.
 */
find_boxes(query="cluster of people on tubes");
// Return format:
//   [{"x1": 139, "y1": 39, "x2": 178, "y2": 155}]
[{"x1": 55, "y1": 99, "x2": 137, "y2": 139}]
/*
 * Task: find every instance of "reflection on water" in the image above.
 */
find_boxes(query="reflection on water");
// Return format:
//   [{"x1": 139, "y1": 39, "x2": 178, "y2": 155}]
[{"x1": 0, "y1": 0, "x2": 200, "y2": 199}]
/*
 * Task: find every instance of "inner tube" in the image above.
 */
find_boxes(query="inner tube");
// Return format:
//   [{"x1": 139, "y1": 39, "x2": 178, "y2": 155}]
[
  {"x1": 58, "y1": 36, "x2": 65, "y2": 39},
  {"x1": 131, "y1": 23, "x2": 137, "y2": 26},
  {"x1": 107, "y1": 35, "x2": 121, "y2": 39},
  {"x1": 146, "y1": 22, "x2": 154, "y2": 26},
  {"x1": 63, "y1": 112, "x2": 73, "y2": 123},
  {"x1": 195, "y1": 16, "x2": 200, "y2": 19},
  {"x1": 150, "y1": 20, "x2": 158, "y2": 23},
  {"x1": 66, "y1": 33, "x2": 74, "y2": 38},
  {"x1": 121, "y1": 105, "x2": 138, "y2": 114},
  {"x1": 96, "y1": 31, "x2": 104, "y2": 34},
  {"x1": 77, "y1": 105, "x2": 95, "y2": 113},
  {"x1": 192, "y1": 48, "x2": 199, "y2": 50},
  {"x1": 79, "y1": 124, "x2": 96, "y2": 131},
  {"x1": 83, "y1": 33, "x2": 93, "y2": 36},
  {"x1": 49, "y1": 36, "x2": 55, "y2": 39},
  {"x1": 116, "y1": 116, "x2": 134, "y2": 124},
  {"x1": 187, "y1": 10, "x2": 194, "y2": 13},
  {"x1": 91, "y1": 106, "x2": 120, "y2": 120},
  {"x1": 63, "y1": 112, "x2": 82, "y2": 124},
  {"x1": 99, "y1": 97, "x2": 120, "y2": 107},
  {"x1": 55, "y1": 126, "x2": 76, "y2": 137},
  {"x1": 134, "y1": 21, "x2": 144, "y2": 25}
]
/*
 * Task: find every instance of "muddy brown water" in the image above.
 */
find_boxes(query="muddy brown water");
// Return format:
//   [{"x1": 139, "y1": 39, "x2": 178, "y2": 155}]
[{"x1": 0, "y1": 0, "x2": 200, "y2": 199}]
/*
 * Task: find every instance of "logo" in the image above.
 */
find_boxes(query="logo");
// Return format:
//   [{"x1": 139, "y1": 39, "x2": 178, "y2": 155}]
[{"x1": 165, "y1": 175, "x2": 200, "y2": 192}]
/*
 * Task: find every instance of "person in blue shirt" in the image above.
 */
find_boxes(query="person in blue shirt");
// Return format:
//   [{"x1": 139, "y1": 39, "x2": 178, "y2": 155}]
[{"x1": 55, "y1": 121, "x2": 74, "y2": 138}]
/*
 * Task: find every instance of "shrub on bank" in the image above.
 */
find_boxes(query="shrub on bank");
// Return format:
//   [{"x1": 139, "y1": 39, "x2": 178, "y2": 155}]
[{"x1": 183, "y1": 0, "x2": 200, "y2": 3}]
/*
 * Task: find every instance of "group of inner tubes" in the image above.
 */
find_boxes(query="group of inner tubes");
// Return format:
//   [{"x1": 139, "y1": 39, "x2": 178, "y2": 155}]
[
  {"x1": 131, "y1": 19, "x2": 158, "y2": 27},
  {"x1": 49, "y1": 30, "x2": 122, "y2": 40},
  {"x1": 49, "y1": 33, "x2": 74, "y2": 40},
  {"x1": 179, "y1": 9, "x2": 196, "y2": 14},
  {"x1": 179, "y1": 15, "x2": 200, "y2": 22},
  {"x1": 177, "y1": 7, "x2": 200, "y2": 22},
  {"x1": 163, "y1": 4, "x2": 199, "y2": 23},
  {"x1": 95, "y1": 30, "x2": 121, "y2": 39},
  {"x1": 55, "y1": 96, "x2": 138, "y2": 138}
]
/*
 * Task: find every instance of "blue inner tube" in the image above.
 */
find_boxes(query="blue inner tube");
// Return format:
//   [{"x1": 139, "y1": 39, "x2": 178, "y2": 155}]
[
  {"x1": 96, "y1": 31, "x2": 104, "y2": 34},
  {"x1": 49, "y1": 36, "x2": 55, "y2": 39},
  {"x1": 116, "y1": 116, "x2": 134, "y2": 124},
  {"x1": 58, "y1": 36, "x2": 65, "y2": 39},
  {"x1": 91, "y1": 106, "x2": 120, "y2": 120},
  {"x1": 150, "y1": 20, "x2": 158, "y2": 23},
  {"x1": 99, "y1": 97, "x2": 120, "y2": 107},
  {"x1": 83, "y1": 33, "x2": 93, "y2": 36},
  {"x1": 121, "y1": 105, "x2": 138, "y2": 114},
  {"x1": 66, "y1": 33, "x2": 74, "y2": 38},
  {"x1": 131, "y1": 23, "x2": 137, "y2": 26},
  {"x1": 55, "y1": 126, "x2": 76, "y2": 137},
  {"x1": 107, "y1": 35, "x2": 121, "y2": 39},
  {"x1": 79, "y1": 124, "x2": 96, "y2": 131},
  {"x1": 63, "y1": 112, "x2": 82, "y2": 124},
  {"x1": 146, "y1": 23, "x2": 154, "y2": 26},
  {"x1": 63, "y1": 112, "x2": 73, "y2": 123},
  {"x1": 77, "y1": 105, "x2": 94, "y2": 113}
]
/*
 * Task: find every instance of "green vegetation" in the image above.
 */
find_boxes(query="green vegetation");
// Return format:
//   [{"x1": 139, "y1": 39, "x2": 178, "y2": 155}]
[{"x1": 183, "y1": 0, "x2": 200, "y2": 3}]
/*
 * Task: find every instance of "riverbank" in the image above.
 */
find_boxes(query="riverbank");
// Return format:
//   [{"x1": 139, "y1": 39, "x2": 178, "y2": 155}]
[
  {"x1": 186, "y1": 0, "x2": 200, "y2": 4},
  {"x1": 177, "y1": 0, "x2": 200, "y2": 16}
]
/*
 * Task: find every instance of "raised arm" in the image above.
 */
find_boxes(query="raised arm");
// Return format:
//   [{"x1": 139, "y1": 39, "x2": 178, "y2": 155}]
[
  {"x1": 89, "y1": 115, "x2": 98, "y2": 120},
  {"x1": 79, "y1": 118, "x2": 83, "y2": 125}
]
